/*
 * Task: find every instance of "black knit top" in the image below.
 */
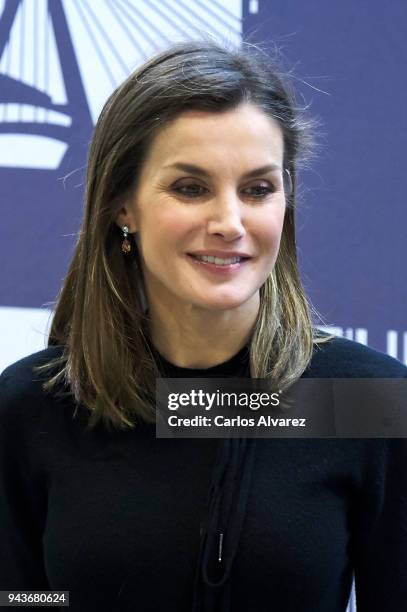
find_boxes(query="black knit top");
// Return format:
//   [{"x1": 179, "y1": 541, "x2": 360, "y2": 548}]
[{"x1": 0, "y1": 335, "x2": 406, "y2": 611}]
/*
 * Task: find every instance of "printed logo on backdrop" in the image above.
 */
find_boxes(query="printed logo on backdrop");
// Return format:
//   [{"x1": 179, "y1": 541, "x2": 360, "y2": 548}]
[
  {"x1": 0, "y1": 0, "x2": 242, "y2": 171},
  {"x1": 0, "y1": 0, "x2": 242, "y2": 311},
  {"x1": 0, "y1": 0, "x2": 93, "y2": 171},
  {"x1": 320, "y1": 327, "x2": 407, "y2": 366}
]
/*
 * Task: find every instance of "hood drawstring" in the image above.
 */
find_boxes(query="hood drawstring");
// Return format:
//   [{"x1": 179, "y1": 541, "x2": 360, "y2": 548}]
[
  {"x1": 147, "y1": 338, "x2": 256, "y2": 611},
  {"x1": 192, "y1": 435, "x2": 258, "y2": 611}
]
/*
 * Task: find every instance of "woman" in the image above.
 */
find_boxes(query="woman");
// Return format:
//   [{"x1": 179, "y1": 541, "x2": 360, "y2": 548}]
[{"x1": 0, "y1": 39, "x2": 406, "y2": 612}]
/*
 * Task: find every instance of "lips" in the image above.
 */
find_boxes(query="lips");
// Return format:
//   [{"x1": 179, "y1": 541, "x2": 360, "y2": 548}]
[
  {"x1": 186, "y1": 253, "x2": 251, "y2": 275},
  {"x1": 187, "y1": 253, "x2": 252, "y2": 260},
  {"x1": 189, "y1": 254, "x2": 250, "y2": 262}
]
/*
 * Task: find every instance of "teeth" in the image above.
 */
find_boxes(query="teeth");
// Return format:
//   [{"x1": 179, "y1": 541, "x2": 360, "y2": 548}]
[{"x1": 194, "y1": 254, "x2": 242, "y2": 265}]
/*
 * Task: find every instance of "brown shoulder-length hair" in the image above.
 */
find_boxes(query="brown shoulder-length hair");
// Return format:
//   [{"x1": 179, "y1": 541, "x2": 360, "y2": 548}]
[{"x1": 35, "y1": 37, "x2": 334, "y2": 432}]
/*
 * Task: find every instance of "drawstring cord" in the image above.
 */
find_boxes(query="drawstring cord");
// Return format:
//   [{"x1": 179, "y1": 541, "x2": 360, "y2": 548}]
[{"x1": 192, "y1": 435, "x2": 258, "y2": 611}]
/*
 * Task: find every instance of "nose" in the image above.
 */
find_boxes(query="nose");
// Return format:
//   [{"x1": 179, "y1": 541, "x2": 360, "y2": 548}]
[{"x1": 206, "y1": 193, "x2": 246, "y2": 240}]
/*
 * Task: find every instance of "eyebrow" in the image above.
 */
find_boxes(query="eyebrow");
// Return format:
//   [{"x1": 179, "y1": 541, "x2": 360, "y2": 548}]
[{"x1": 162, "y1": 162, "x2": 282, "y2": 179}]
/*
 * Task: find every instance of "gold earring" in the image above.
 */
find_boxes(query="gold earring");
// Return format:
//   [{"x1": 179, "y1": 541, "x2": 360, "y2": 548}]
[{"x1": 121, "y1": 225, "x2": 131, "y2": 253}]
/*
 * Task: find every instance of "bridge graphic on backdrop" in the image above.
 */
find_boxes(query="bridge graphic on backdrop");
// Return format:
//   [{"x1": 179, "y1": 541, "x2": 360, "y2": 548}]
[
  {"x1": 0, "y1": 0, "x2": 241, "y2": 171},
  {"x1": 0, "y1": 0, "x2": 93, "y2": 170},
  {"x1": 0, "y1": 0, "x2": 241, "y2": 309}
]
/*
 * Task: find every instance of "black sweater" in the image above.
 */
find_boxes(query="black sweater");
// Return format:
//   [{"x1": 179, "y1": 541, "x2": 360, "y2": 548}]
[{"x1": 0, "y1": 335, "x2": 406, "y2": 611}]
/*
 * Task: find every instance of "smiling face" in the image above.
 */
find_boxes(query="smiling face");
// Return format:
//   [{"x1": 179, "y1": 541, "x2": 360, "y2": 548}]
[{"x1": 117, "y1": 103, "x2": 286, "y2": 319}]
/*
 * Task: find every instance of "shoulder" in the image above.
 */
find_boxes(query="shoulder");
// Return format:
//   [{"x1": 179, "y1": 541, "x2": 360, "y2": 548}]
[
  {"x1": 303, "y1": 333, "x2": 407, "y2": 378},
  {"x1": 1, "y1": 345, "x2": 65, "y2": 385},
  {"x1": 0, "y1": 345, "x2": 66, "y2": 418}
]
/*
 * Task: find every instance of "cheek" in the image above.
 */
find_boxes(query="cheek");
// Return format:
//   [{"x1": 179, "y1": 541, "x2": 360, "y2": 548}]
[
  {"x1": 142, "y1": 209, "x2": 194, "y2": 255},
  {"x1": 254, "y1": 207, "x2": 285, "y2": 251}
]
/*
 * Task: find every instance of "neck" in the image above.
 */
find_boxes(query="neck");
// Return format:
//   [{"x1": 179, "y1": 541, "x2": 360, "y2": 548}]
[{"x1": 146, "y1": 296, "x2": 259, "y2": 369}]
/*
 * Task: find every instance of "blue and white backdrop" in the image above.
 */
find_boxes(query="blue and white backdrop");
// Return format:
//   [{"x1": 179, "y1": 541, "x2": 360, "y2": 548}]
[
  {"x1": 1, "y1": 1, "x2": 407, "y2": 607},
  {"x1": 1, "y1": 0, "x2": 406, "y2": 369}
]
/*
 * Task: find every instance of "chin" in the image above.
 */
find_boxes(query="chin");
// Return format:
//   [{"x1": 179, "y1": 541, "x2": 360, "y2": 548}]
[{"x1": 192, "y1": 294, "x2": 253, "y2": 311}]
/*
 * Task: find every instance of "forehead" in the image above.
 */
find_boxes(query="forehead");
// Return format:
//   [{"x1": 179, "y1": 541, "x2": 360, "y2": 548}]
[{"x1": 142, "y1": 104, "x2": 284, "y2": 174}]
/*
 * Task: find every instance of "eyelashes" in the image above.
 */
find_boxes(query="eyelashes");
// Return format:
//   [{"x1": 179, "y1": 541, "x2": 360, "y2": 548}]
[{"x1": 171, "y1": 183, "x2": 276, "y2": 199}]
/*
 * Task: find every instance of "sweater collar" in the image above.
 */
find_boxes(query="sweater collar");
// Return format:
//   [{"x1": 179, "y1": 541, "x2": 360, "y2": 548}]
[{"x1": 149, "y1": 342, "x2": 251, "y2": 378}]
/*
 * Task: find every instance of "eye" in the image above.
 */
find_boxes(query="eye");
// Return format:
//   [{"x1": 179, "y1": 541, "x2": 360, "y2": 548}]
[
  {"x1": 173, "y1": 184, "x2": 207, "y2": 197},
  {"x1": 244, "y1": 184, "x2": 275, "y2": 198},
  {"x1": 171, "y1": 182, "x2": 275, "y2": 199}
]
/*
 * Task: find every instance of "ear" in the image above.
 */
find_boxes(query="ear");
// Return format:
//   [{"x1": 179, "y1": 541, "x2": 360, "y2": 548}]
[
  {"x1": 115, "y1": 203, "x2": 137, "y2": 233},
  {"x1": 283, "y1": 168, "x2": 293, "y2": 196}
]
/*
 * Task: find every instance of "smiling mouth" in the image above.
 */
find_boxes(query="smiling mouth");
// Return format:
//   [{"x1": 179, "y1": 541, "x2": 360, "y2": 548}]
[
  {"x1": 186, "y1": 254, "x2": 252, "y2": 273},
  {"x1": 187, "y1": 254, "x2": 251, "y2": 265}
]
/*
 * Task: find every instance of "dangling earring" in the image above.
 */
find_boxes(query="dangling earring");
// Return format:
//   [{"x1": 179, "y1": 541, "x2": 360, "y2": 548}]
[{"x1": 121, "y1": 225, "x2": 131, "y2": 253}]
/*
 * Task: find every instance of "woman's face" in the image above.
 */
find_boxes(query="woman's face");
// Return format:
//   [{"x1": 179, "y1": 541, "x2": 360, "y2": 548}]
[{"x1": 118, "y1": 103, "x2": 286, "y2": 315}]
